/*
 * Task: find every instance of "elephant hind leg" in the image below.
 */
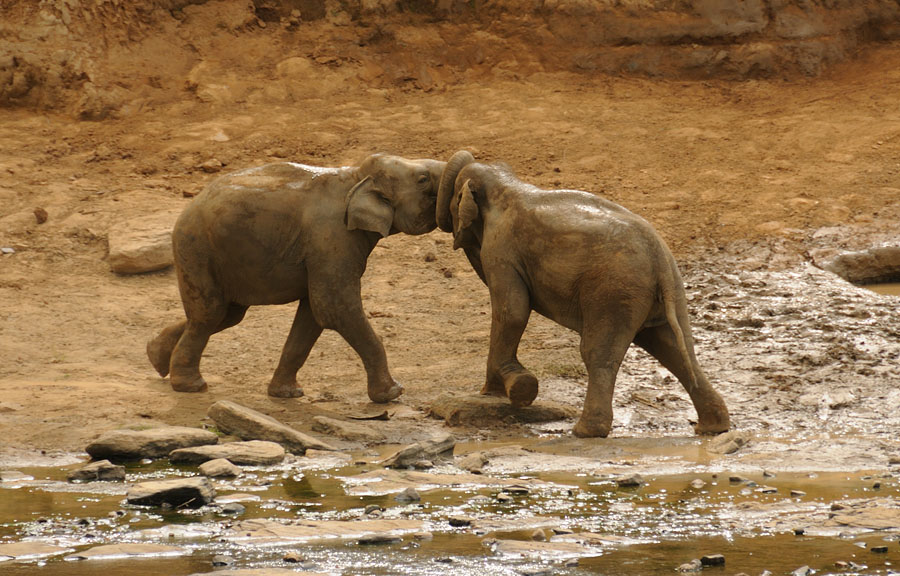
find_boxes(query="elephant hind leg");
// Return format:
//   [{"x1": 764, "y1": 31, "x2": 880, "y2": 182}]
[
  {"x1": 147, "y1": 320, "x2": 186, "y2": 377},
  {"x1": 168, "y1": 303, "x2": 248, "y2": 393},
  {"x1": 634, "y1": 325, "x2": 730, "y2": 435}
]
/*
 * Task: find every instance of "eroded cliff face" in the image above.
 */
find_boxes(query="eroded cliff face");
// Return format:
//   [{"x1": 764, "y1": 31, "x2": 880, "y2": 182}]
[{"x1": 2, "y1": 0, "x2": 899, "y2": 117}]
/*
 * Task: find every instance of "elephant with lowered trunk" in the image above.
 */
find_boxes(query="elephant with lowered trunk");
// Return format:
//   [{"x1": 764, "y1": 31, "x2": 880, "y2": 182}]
[
  {"x1": 437, "y1": 150, "x2": 730, "y2": 438},
  {"x1": 148, "y1": 154, "x2": 445, "y2": 402}
]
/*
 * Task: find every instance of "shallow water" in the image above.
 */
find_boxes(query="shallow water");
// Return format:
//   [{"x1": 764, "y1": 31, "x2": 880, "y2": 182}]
[
  {"x1": 2, "y1": 452, "x2": 899, "y2": 575},
  {"x1": 866, "y1": 282, "x2": 900, "y2": 296}
]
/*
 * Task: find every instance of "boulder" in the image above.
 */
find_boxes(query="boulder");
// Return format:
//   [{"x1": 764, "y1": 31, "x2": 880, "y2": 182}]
[
  {"x1": 86, "y1": 426, "x2": 218, "y2": 460},
  {"x1": 312, "y1": 415, "x2": 385, "y2": 443},
  {"x1": 199, "y1": 458, "x2": 241, "y2": 478},
  {"x1": 126, "y1": 477, "x2": 216, "y2": 508},
  {"x1": 67, "y1": 459, "x2": 126, "y2": 482},
  {"x1": 429, "y1": 393, "x2": 574, "y2": 427},
  {"x1": 169, "y1": 440, "x2": 285, "y2": 466},
  {"x1": 816, "y1": 244, "x2": 900, "y2": 284},
  {"x1": 207, "y1": 400, "x2": 336, "y2": 454},
  {"x1": 107, "y1": 210, "x2": 182, "y2": 274}
]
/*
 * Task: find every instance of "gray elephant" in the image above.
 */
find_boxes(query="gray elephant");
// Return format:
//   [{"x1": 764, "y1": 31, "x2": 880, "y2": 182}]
[
  {"x1": 436, "y1": 150, "x2": 730, "y2": 438},
  {"x1": 147, "y1": 154, "x2": 445, "y2": 403}
]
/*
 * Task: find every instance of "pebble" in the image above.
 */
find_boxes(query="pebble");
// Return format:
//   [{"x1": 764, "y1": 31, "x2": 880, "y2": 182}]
[
  {"x1": 755, "y1": 485, "x2": 778, "y2": 494},
  {"x1": 689, "y1": 479, "x2": 707, "y2": 489},
  {"x1": 677, "y1": 559, "x2": 702, "y2": 572},
  {"x1": 792, "y1": 566, "x2": 812, "y2": 576},
  {"x1": 219, "y1": 503, "x2": 245, "y2": 516},
  {"x1": 364, "y1": 504, "x2": 383, "y2": 515},
  {"x1": 448, "y1": 516, "x2": 472, "y2": 527},
  {"x1": 790, "y1": 490, "x2": 807, "y2": 497},
  {"x1": 793, "y1": 527, "x2": 806, "y2": 536},
  {"x1": 34, "y1": 207, "x2": 48, "y2": 224},
  {"x1": 871, "y1": 545, "x2": 888, "y2": 553},
  {"x1": 211, "y1": 554, "x2": 233, "y2": 566},
  {"x1": 531, "y1": 529, "x2": 546, "y2": 541},
  {"x1": 1, "y1": 247, "x2": 14, "y2": 254},
  {"x1": 502, "y1": 485, "x2": 531, "y2": 495},
  {"x1": 616, "y1": 473, "x2": 643, "y2": 488},
  {"x1": 729, "y1": 475, "x2": 749, "y2": 484},
  {"x1": 283, "y1": 551, "x2": 304, "y2": 563},
  {"x1": 700, "y1": 554, "x2": 725, "y2": 566},
  {"x1": 394, "y1": 487, "x2": 421, "y2": 503}
]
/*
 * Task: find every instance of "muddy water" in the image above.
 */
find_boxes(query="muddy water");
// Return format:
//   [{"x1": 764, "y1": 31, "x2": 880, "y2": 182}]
[
  {"x1": 2, "y1": 449, "x2": 899, "y2": 576},
  {"x1": 867, "y1": 283, "x2": 900, "y2": 296}
]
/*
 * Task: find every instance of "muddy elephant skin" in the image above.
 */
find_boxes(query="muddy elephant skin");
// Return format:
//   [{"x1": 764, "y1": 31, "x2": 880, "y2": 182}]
[
  {"x1": 148, "y1": 154, "x2": 445, "y2": 402},
  {"x1": 437, "y1": 150, "x2": 730, "y2": 438}
]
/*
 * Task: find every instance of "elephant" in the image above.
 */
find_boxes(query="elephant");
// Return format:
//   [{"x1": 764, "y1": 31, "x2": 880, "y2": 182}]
[
  {"x1": 436, "y1": 150, "x2": 730, "y2": 438},
  {"x1": 147, "y1": 153, "x2": 446, "y2": 403}
]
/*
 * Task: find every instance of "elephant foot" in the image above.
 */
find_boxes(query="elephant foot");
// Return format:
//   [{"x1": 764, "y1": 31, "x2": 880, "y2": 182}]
[
  {"x1": 506, "y1": 372, "x2": 538, "y2": 408},
  {"x1": 572, "y1": 417, "x2": 611, "y2": 438},
  {"x1": 693, "y1": 415, "x2": 730, "y2": 436},
  {"x1": 170, "y1": 375, "x2": 208, "y2": 393},
  {"x1": 480, "y1": 379, "x2": 508, "y2": 398},
  {"x1": 146, "y1": 338, "x2": 172, "y2": 378},
  {"x1": 368, "y1": 381, "x2": 403, "y2": 404},
  {"x1": 268, "y1": 379, "x2": 305, "y2": 399}
]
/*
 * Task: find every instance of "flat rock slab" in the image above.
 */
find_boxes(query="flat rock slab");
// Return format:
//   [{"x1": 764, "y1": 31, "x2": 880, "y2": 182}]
[
  {"x1": 127, "y1": 476, "x2": 216, "y2": 508},
  {"x1": 86, "y1": 426, "x2": 218, "y2": 460},
  {"x1": 379, "y1": 432, "x2": 455, "y2": 468},
  {"x1": 312, "y1": 415, "x2": 385, "y2": 443},
  {"x1": 65, "y1": 543, "x2": 189, "y2": 561},
  {"x1": 343, "y1": 468, "x2": 550, "y2": 497},
  {"x1": 107, "y1": 209, "x2": 181, "y2": 274},
  {"x1": 208, "y1": 400, "x2": 336, "y2": 454},
  {"x1": 429, "y1": 393, "x2": 574, "y2": 427},
  {"x1": 826, "y1": 501, "x2": 900, "y2": 530},
  {"x1": 169, "y1": 440, "x2": 285, "y2": 466},
  {"x1": 485, "y1": 538, "x2": 600, "y2": 560},
  {"x1": 222, "y1": 518, "x2": 423, "y2": 545},
  {"x1": 0, "y1": 542, "x2": 70, "y2": 561}
]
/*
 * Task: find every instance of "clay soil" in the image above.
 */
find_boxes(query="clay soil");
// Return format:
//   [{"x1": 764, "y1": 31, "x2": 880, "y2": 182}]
[{"x1": 2, "y1": 7, "x2": 900, "y2": 471}]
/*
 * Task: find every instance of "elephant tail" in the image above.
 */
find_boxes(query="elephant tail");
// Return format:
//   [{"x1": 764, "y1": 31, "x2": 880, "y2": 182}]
[{"x1": 659, "y1": 253, "x2": 698, "y2": 391}]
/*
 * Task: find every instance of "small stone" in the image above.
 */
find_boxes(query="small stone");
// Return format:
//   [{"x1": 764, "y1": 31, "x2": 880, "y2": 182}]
[
  {"x1": 616, "y1": 474, "x2": 643, "y2": 488},
  {"x1": 442, "y1": 268, "x2": 453, "y2": 278},
  {"x1": 364, "y1": 504, "x2": 383, "y2": 515},
  {"x1": 34, "y1": 207, "x2": 48, "y2": 224},
  {"x1": 395, "y1": 487, "x2": 421, "y2": 503},
  {"x1": 219, "y1": 503, "x2": 245, "y2": 515},
  {"x1": 793, "y1": 527, "x2": 805, "y2": 536},
  {"x1": 448, "y1": 516, "x2": 472, "y2": 527},
  {"x1": 871, "y1": 545, "x2": 888, "y2": 553},
  {"x1": 729, "y1": 475, "x2": 749, "y2": 484},
  {"x1": 700, "y1": 554, "x2": 725, "y2": 566},
  {"x1": 763, "y1": 470, "x2": 776, "y2": 478},
  {"x1": 689, "y1": 479, "x2": 707, "y2": 489},
  {"x1": 424, "y1": 252, "x2": 437, "y2": 262},
  {"x1": 1, "y1": 247, "x2": 15, "y2": 254},
  {"x1": 834, "y1": 561, "x2": 849, "y2": 569},
  {"x1": 531, "y1": 529, "x2": 546, "y2": 541},
  {"x1": 412, "y1": 459, "x2": 433, "y2": 470},
  {"x1": 755, "y1": 485, "x2": 778, "y2": 494},
  {"x1": 358, "y1": 533, "x2": 401, "y2": 545},
  {"x1": 199, "y1": 158, "x2": 223, "y2": 173},
  {"x1": 501, "y1": 485, "x2": 531, "y2": 496},
  {"x1": 564, "y1": 558, "x2": 579, "y2": 567},
  {"x1": 831, "y1": 503, "x2": 846, "y2": 511},
  {"x1": 792, "y1": 566, "x2": 812, "y2": 576},
  {"x1": 283, "y1": 551, "x2": 304, "y2": 563},
  {"x1": 435, "y1": 557, "x2": 453, "y2": 563},
  {"x1": 211, "y1": 554, "x2": 233, "y2": 566},
  {"x1": 496, "y1": 493, "x2": 514, "y2": 503},
  {"x1": 790, "y1": 490, "x2": 807, "y2": 497},
  {"x1": 458, "y1": 451, "x2": 488, "y2": 474},
  {"x1": 677, "y1": 559, "x2": 702, "y2": 572}
]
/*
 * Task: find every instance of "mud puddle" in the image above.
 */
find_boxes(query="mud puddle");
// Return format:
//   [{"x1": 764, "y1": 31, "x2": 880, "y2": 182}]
[
  {"x1": 2, "y1": 441, "x2": 900, "y2": 576},
  {"x1": 866, "y1": 283, "x2": 900, "y2": 297}
]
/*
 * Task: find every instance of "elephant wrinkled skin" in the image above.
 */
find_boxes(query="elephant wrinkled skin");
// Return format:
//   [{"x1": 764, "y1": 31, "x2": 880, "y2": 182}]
[
  {"x1": 437, "y1": 150, "x2": 730, "y2": 438},
  {"x1": 147, "y1": 154, "x2": 445, "y2": 402}
]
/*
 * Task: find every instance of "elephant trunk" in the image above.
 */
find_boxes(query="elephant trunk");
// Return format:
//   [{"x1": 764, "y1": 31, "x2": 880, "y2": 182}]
[{"x1": 436, "y1": 150, "x2": 475, "y2": 233}]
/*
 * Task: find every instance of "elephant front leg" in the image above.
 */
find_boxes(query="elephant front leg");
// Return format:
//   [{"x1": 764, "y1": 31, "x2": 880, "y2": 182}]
[
  {"x1": 484, "y1": 278, "x2": 538, "y2": 407},
  {"x1": 269, "y1": 299, "x2": 323, "y2": 398},
  {"x1": 309, "y1": 274, "x2": 402, "y2": 404}
]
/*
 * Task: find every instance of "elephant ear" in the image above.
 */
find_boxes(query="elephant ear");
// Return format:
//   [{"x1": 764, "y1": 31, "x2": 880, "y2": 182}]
[
  {"x1": 345, "y1": 175, "x2": 393, "y2": 238},
  {"x1": 453, "y1": 179, "x2": 479, "y2": 250}
]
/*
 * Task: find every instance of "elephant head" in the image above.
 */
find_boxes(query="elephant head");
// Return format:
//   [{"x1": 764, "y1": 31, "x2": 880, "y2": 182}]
[{"x1": 346, "y1": 154, "x2": 446, "y2": 238}]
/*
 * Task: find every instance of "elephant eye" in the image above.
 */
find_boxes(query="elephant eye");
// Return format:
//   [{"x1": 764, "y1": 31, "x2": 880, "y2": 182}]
[{"x1": 416, "y1": 174, "x2": 429, "y2": 185}]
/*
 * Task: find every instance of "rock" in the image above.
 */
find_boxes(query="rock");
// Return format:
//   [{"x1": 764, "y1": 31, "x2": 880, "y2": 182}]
[
  {"x1": 199, "y1": 458, "x2": 241, "y2": 478},
  {"x1": 458, "y1": 451, "x2": 488, "y2": 474},
  {"x1": 65, "y1": 543, "x2": 189, "y2": 561},
  {"x1": 793, "y1": 527, "x2": 805, "y2": 535},
  {"x1": 126, "y1": 477, "x2": 216, "y2": 509},
  {"x1": 677, "y1": 559, "x2": 702, "y2": 572},
  {"x1": 67, "y1": 459, "x2": 125, "y2": 482},
  {"x1": 729, "y1": 475, "x2": 749, "y2": 484},
  {"x1": 531, "y1": 529, "x2": 547, "y2": 541},
  {"x1": 107, "y1": 210, "x2": 182, "y2": 274},
  {"x1": 212, "y1": 554, "x2": 234, "y2": 566},
  {"x1": 282, "y1": 551, "x2": 304, "y2": 563},
  {"x1": 429, "y1": 393, "x2": 573, "y2": 426},
  {"x1": 790, "y1": 490, "x2": 807, "y2": 497},
  {"x1": 379, "y1": 432, "x2": 456, "y2": 468},
  {"x1": 86, "y1": 426, "x2": 218, "y2": 460},
  {"x1": 394, "y1": 487, "x2": 421, "y2": 503},
  {"x1": 169, "y1": 440, "x2": 285, "y2": 466},
  {"x1": 222, "y1": 518, "x2": 423, "y2": 545},
  {"x1": 871, "y1": 545, "x2": 889, "y2": 553},
  {"x1": 33, "y1": 207, "x2": 48, "y2": 224},
  {"x1": 358, "y1": 533, "x2": 402, "y2": 545},
  {"x1": 816, "y1": 244, "x2": 900, "y2": 284},
  {"x1": 311, "y1": 416, "x2": 385, "y2": 443},
  {"x1": 700, "y1": 554, "x2": 725, "y2": 566},
  {"x1": 755, "y1": 485, "x2": 778, "y2": 494},
  {"x1": 220, "y1": 502, "x2": 246, "y2": 515},
  {"x1": 448, "y1": 516, "x2": 472, "y2": 527},
  {"x1": 708, "y1": 431, "x2": 749, "y2": 455},
  {"x1": 0, "y1": 470, "x2": 34, "y2": 483},
  {"x1": 208, "y1": 400, "x2": 336, "y2": 454},
  {"x1": 615, "y1": 474, "x2": 643, "y2": 488},
  {"x1": 0, "y1": 542, "x2": 68, "y2": 560},
  {"x1": 689, "y1": 479, "x2": 707, "y2": 489},
  {"x1": 198, "y1": 158, "x2": 223, "y2": 173},
  {"x1": 792, "y1": 566, "x2": 813, "y2": 576}
]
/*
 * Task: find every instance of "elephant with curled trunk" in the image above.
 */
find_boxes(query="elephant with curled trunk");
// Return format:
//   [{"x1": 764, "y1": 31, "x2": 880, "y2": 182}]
[
  {"x1": 148, "y1": 154, "x2": 445, "y2": 403},
  {"x1": 436, "y1": 150, "x2": 730, "y2": 438}
]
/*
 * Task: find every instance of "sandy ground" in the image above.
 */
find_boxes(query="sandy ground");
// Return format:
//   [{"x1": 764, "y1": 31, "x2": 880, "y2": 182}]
[{"x1": 1, "y1": 15, "x2": 900, "y2": 471}]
